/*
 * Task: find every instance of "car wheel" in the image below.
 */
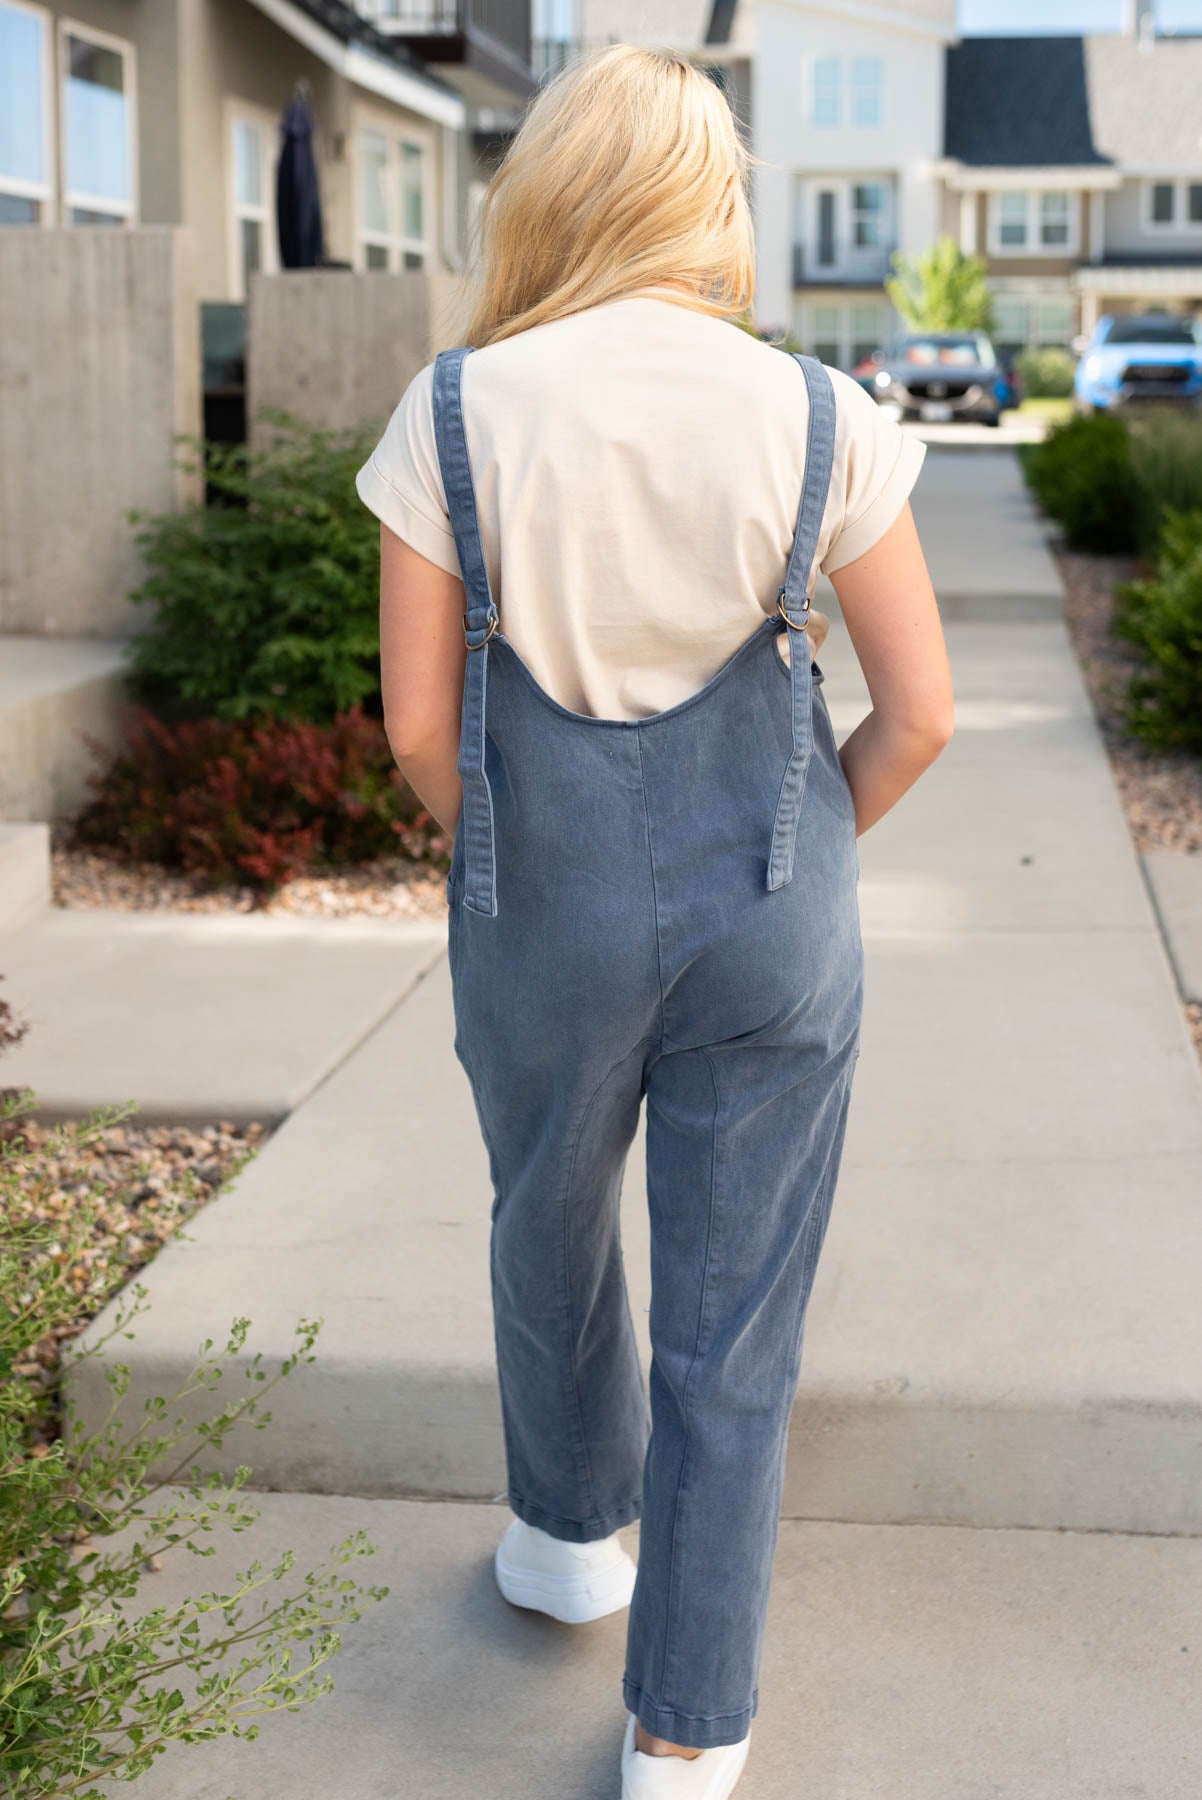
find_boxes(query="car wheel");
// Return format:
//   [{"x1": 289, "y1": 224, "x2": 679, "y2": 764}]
[{"x1": 982, "y1": 411, "x2": 1002, "y2": 428}]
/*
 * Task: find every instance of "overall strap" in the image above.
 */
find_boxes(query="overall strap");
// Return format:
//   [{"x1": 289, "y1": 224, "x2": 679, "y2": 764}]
[
  {"x1": 432, "y1": 345, "x2": 500, "y2": 917},
  {"x1": 766, "y1": 353, "x2": 838, "y2": 893}
]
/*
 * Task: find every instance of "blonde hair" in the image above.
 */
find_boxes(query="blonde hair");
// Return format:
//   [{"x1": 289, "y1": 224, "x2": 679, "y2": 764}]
[{"x1": 463, "y1": 45, "x2": 757, "y2": 347}]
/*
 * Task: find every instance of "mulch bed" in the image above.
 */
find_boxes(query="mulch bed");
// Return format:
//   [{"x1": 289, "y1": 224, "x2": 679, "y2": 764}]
[{"x1": 1055, "y1": 548, "x2": 1202, "y2": 1065}]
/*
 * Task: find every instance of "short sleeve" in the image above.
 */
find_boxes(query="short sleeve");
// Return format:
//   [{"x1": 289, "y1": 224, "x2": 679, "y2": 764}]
[
  {"x1": 355, "y1": 362, "x2": 463, "y2": 578},
  {"x1": 819, "y1": 366, "x2": 927, "y2": 576}
]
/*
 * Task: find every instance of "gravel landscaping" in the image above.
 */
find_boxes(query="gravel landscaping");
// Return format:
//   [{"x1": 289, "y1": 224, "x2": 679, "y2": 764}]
[
  {"x1": 4, "y1": 1107, "x2": 271, "y2": 1446},
  {"x1": 51, "y1": 836, "x2": 449, "y2": 920},
  {"x1": 1056, "y1": 548, "x2": 1202, "y2": 1066}
]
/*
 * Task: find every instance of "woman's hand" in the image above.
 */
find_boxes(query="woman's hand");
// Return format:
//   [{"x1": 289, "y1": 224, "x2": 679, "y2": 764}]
[
  {"x1": 828, "y1": 501, "x2": 954, "y2": 836},
  {"x1": 378, "y1": 523, "x2": 467, "y2": 836}
]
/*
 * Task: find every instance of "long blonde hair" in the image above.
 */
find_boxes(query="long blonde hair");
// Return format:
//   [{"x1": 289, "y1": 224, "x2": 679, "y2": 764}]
[{"x1": 464, "y1": 45, "x2": 756, "y2": 347}]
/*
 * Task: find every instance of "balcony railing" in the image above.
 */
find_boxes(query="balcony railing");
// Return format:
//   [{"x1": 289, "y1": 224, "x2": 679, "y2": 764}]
[
  {"x1": 792, "y1": 242, "x2": 895, "y2": 288},
  {"x1": 358, "y1": 0, "x2": 531, "y2": 63}
]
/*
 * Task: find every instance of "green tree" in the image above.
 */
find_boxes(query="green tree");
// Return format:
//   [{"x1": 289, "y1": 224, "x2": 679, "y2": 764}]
[{"x1": 885, "y1": 236, "x2": 994, "y2": 333}]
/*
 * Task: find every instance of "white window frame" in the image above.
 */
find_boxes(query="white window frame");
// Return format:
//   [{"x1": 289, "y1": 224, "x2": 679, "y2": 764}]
[
  {"x1": 58, "y1": 15, "x2": 138, "y2": 224},
  {"x1": 226, "y1": 99, "x2": 279, "y2": 300},
  {"x1": 0, "y1": 0, "x2": 54, "y2": 222},
  {"x1": 794, "y1": 296, "x2": 890, "y2": 371},
  {"x1": 850, "y1": 178, "x2": 888, "y2": 248},
  {"x1": 1141, "y1": 176, "x2": 1202, "y2": 235},
  {"x1": 806, "y1": 56, "x2": 841, "y2": 129},
  {"x1": 353, "y1": 106, "x2": 433, "y2": 272},
  {"x1": 797, "y1": 174, "x2": 894, "y2": 275},
  {"x1": 850, "y1": 56, "x2": 882, "y2": 129},
  {"x1": 986, "y1": 188, "x2": 1079, "y2": 258}
]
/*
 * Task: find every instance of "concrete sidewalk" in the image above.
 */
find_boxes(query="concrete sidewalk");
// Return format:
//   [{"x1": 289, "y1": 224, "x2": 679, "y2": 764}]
[
  {"x1": 113, "y1": 1493, "x2": 1202, "y2": 1800},
  {"x1": 66, "y1": 450, "x2": 1202, "y2": 1536}
]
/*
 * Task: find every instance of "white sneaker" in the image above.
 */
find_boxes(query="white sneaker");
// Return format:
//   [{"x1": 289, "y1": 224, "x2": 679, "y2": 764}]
[
  {"x1": 620, "y1": 1713, "x2": 751, "y2": 1800},
  {"x1": 493, "y1": 1515, "x2": 637, "y2": 1624}
]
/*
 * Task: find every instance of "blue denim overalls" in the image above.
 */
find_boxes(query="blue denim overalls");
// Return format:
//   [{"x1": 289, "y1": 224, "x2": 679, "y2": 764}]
[{"x1": 433, "y1": 344, "x2": 863, "y2": 1751}]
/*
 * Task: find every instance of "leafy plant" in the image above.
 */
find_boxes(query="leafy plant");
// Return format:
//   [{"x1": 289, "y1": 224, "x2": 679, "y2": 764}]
[
  {"x1": 125, "y1": 413, "x2": 381, "y2": 726},
  {"x1": 70, "y1": 704, "x2": 449, "y2": 897},
  {"x1": 1126, "y1": 409, "x2": 1202, "y2": 554},
  {"x1": 1015, "y1": 345, "x2": 1076, "y2": 400},
  {"x1": 1018, "y1": 411, "x2": 1141, "y2": 554},
  {"x1": 885, "y1": 236, "x2": 994, "y2": 334},
  {"x1": 0, "y1": 1084, "x2": 387, "y2": 1797},
  {"x1": 1113, "y1": 506, "x2": 1202, "y2": 753}
]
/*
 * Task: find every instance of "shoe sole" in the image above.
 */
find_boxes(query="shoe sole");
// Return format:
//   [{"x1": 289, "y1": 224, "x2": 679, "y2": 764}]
[
  {"x1": 494, "y1": 1544, "x2": 637, "y2": 1624},
  {"x1": 621, "y1": 1715, "x2": 751, "y2": 1800}
]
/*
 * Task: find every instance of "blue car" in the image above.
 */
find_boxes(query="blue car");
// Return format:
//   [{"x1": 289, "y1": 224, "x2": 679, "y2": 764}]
[{"x1": 1075, "y1": 313, "x2": 1202, "y2": 413}]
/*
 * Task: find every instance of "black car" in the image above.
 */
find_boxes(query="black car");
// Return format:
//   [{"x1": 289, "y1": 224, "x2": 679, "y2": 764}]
[{"x1": 865, "y1": 331, "x2": 1012, "y2": 426}]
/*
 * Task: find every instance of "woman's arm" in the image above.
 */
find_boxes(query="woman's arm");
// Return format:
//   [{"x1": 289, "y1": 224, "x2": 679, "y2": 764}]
[
  {"x1": 378, "y1": 522, "x2": 467, "y2": 836},
  {"x1": 828, "y1": 500, "x2": 954, "y2": 836}
]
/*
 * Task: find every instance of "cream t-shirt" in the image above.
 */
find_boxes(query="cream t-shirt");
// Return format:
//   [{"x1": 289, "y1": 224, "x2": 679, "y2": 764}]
[{"x1": 356, "y1": 292, "x2": 926, "y2": 721}]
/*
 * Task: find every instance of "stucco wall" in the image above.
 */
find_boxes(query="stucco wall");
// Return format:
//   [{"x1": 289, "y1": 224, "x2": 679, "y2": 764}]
[{"x1": 0, "y1": 227, "x2": 200, "y2": 636}]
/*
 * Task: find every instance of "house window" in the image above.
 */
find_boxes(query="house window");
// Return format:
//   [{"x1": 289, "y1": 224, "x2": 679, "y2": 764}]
[
  {"x1": 1144, "y1": 178, "x2": 1202, "y2": 232},
  {"x1": 989, "y1": 292, "x2": 1075, "y2": 354},
  {"x1": 60, "y1": 23, "x2": 135, "y2": 223},
  {"x1": 1039, "y1": 190, "x2": 1071, "y2": 248},
  {"x1": 0, "y1": 1, "x2": 51, "y2": 223},
  {"x1": 997, "y1": 191, "x2": 1028, "y2": 249},
  {"x1": 850, "y1": 301, "x2": 883, "y2": 365},
  {"x1": 357, "y1": 124, "x2": 428, "y2": 271},
  {"x1": 851, "y1": 181, "x2": 886, "y2": 248},
  {"x1": 810, "y1": 304, "x2": 841, "y2": 364},
  {"x1": 990, "y1": 190, "x2": 1077, "y2": 256},
  {"x1": 851, "y1": 57, "x2": 882, "y2": 127},
  {"x1": 811, "y1": 58, "x2": 840, "y2": 127},
  {"x1": 230, "y1": 109, "x2": 278, "y2": 298}
]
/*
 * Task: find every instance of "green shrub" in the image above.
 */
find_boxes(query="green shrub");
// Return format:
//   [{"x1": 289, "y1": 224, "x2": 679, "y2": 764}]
[
  {"x1": 1113, "y1": 506, "x2": 1202, "y2": 753},
  {"x1": 0, "y1": 1085, "x2": 387, "y2": 1796},
  {"x1": 1126, "y1": 409, "x2": 1202, "y2": 552},
  {"x1": 1015, "y1": 345, "x2": 1076, "y2": 400},
  {"x1": 1019, "y1": 412, "x2": 1141, "y2": 554},
  {"x1": 72, "y1": 704, "x2": 449, "y2": 896},
  {"x1": 126, "y1": 413, "x2": 381, "y2": 726}
]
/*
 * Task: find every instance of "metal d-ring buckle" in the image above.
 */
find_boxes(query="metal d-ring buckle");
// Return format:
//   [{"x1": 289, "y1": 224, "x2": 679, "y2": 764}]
[
  {"x1": 463, "y1": 612, "x2": 498, "y2": 651},
  {"x1": 776, "y1": 590, "x2": 810, "y2": 630}
]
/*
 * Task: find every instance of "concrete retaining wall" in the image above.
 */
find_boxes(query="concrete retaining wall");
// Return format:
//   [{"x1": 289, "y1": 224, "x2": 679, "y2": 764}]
[
  {"x1": 247, "y1": 270, "x2": 471, "y2": 445},
  {"x1": 0, "y1": 227, "x2": 201, "y2": 637}
]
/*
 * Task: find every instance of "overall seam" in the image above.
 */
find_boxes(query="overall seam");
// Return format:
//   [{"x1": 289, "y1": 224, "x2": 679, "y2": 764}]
[
  {"x1": 634, "y1": 724, "x2": 669, "y2": 1059},
  {"x1": 658, "y1": 1044, "x2": 723, "y2": 1708},
  {"x1": 559, "y1": 1038, "x2": 650, "y2": 1525},
  {"x1": 777, "y1": 1054, "x2": 854, "y2": 1466}
]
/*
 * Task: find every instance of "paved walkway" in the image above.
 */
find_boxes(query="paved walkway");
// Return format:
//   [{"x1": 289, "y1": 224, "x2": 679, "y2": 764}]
[
  {"x1": 118, "y1": 1496, "x2": 1202, "y2": 1800},
  {"x1": 3, "y1": 451, "x2": 1200, "y2": 1795}
]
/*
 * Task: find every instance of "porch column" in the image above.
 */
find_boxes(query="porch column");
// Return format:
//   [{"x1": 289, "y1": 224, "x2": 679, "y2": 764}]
[{"x1": 959, "y1": 189, "x2": 978, "y2": 256}]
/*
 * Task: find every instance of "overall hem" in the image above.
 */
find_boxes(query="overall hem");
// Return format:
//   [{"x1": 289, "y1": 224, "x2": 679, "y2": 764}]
[
  {"x1": 505, "y1": 1487, "x2": 642, "y2": 1543},
  {"x1": 622, "y1": 1678, "x2": 756, "y2": 1750}
]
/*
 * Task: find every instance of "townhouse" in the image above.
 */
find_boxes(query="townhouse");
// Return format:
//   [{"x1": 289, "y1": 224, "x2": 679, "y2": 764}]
[{"x1": 0, "y1": 0, "x2": 536, "y2": 301}]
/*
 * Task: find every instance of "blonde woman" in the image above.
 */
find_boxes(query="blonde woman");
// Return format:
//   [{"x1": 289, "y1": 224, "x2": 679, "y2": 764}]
[{"x1": 357, "y1": 44, "x2": 952, "y2": 1800}]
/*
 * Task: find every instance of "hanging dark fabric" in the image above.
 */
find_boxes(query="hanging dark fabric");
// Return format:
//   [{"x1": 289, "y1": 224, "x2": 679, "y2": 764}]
[{"x1": 276, "y1": 88, "x2": 325, "y2": 270}]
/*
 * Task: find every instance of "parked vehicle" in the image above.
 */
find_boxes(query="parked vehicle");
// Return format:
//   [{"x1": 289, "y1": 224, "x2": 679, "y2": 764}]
[
  {"x1": 1074, "y1": 314, "x2": 1202, "y2": 413},
  {"x1": 866, "y1": 331, "x2": 1012, "y2": 426}
]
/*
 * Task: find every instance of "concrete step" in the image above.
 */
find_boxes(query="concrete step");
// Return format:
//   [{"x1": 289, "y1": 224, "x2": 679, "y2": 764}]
[
  {"x1": 1, "y1": 908, "x2": 448, "y2": 1123},
  {"x1": 0, "y1": 821, "x2": 50, "y2": 934},
  {"x1": 65, "y1": 617, "x2": 1202, "y2": 1534},
  {"x1": 0, "y1": 634, "x2": 129, "y2": 821},
  {"x1": 107, "y1": 1494, "x2": 1202, "y2": 1800}
]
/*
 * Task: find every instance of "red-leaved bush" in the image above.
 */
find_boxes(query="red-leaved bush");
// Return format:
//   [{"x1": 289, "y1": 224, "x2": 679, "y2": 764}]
[{"x1": 72, "y1": 705, "x2": 450, "y2": 897}]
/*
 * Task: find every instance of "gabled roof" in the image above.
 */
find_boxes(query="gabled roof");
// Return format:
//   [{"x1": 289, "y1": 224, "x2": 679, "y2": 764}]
[
  {"x1": 945, "y1": 32, "x2": 1202, "y2": 171},
  {"x1": 944, "y1": 38, "x2": 1108, "y2": 167}
]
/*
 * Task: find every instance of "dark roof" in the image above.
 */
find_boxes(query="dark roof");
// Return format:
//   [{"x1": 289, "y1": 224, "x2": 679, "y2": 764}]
[
  {"x1": 944, "y1": 37, "x2": 1109, "y2": 167},
  {"x1": 946, "y1": 32, "x2": 1202, "y2": 170}
]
